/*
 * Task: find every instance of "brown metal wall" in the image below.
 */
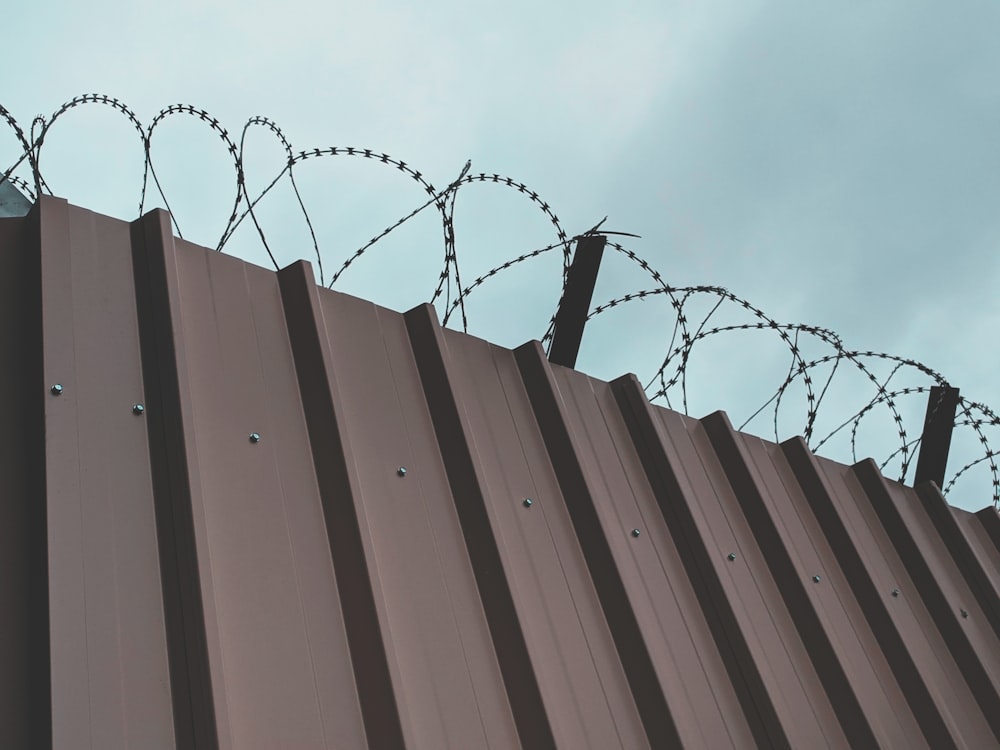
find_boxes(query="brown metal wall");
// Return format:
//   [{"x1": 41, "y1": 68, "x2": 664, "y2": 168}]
[{"x1": 1, "y1": 197, "x2": 998, "y2": 749}]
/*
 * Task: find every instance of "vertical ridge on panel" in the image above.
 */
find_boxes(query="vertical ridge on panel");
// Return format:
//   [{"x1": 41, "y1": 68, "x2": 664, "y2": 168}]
[
  {"x1": 915, "y1": 483, "x2": 1000, "y2": 642},
  {"x1": 42, "y1": 202, "x2": 175, "y2": 749},
  {"x1": 854, "y1": 461, "x2": 1000, "y2": 743},
  {"x1": 969, "y1": 508, "x2": 1000, "y2": 589},
  {"x1": 130, "y1": 209, "x2": 218, "y2": 750},
  {"x1": 612, "y1": 376, "x2": 793, "y2": 749},
  {"x1": 277, "y1": 261, "x2": 401, "y2": 750},
  {"x1": 36, "y1": 197, "x2": 91, "y2": 748},
  {"x1": 781, "y1": 437, "x2": 961, "y2": 748},
  {"x1": 404, "y1": 305, "x2": 556, "y2": 750},
  {"x1": 955, "y1": 509, "x2": 1000, "y2": 596},
  {"x1": 978, "y1": 507, "x2": 1000, "y2": 554},
  {"x1": 432, "y1": 323, "x2": 655, "y2": 748},
  {"x1": 550, "y1": 365, "x2": 765, "y2": 747},
  {"x1": 0, "y1": 210, "x2": 49, "y2": 748},
  {"x1": 177, "y1": 248, "x2": 367, "y2": 748},
  {"x1": 700, "y1": 411, "x2": 884, "y2": 748},
  {"x1": 625, "y1": 388, "x2": 849, "y2": 746},
  {"x1": 306, "y1": 287, "x2": 523, "y2": 747},
  {"x1": 513, "y1": 343, "x2": 680, "y2": 749}
]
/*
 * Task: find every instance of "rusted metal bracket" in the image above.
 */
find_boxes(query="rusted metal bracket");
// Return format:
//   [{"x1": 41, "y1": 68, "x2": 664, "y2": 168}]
[
  {"x1": 914, "y1": 385, "x2": 960, "y2": 489},
  {"x1": 548, "y1": 233, "x2": 606, "y2": 369}
]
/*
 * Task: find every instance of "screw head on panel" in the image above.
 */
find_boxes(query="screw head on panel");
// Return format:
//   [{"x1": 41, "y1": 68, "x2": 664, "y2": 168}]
[
  {"x1": 631, "y1": 528, "x2": 641, "y2": 538},
  {"x1": 960, "y1": 609, "x2": 969, "y2": 619},
  {"x1": 523, "y1": 498, "x2": 533, "y2": 508},
  {"x1": 727, "y1": 552, "x2": 737, "y2": 561},
  {"x1": 397, "y1": 467, "x2": 407, "y2": 477},
  {"x1": 249, "y1": 432, "x2": 261, "y2": 443},
  {"x1": 891, "y1": 588, "x2": 900, "y2": 597},
  {"x1": 132, "y1": 403, "x2": 145, "y2": 415},
  {"x1": 812, "y1": 575, "x2": 822, "y2": 583},
  {"x1": 50, "y1": 384, "x2": 63, "y2": 395}
]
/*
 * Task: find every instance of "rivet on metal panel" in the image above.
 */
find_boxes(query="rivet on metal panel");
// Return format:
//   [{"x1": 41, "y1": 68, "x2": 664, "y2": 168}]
[
  {"x1": 812, "y1": 575, "x2": 822, "y2": 583},
  {"x1": 727, "y1": 552, "x2": 737, "y2": 561},
  {"x1": 523, "y1": 498, "x2": 533, "y2": 507},
  {"x1": 249, "y1": 432, "x2": 261, "y2": 443},
  {"x1": 960, "y1": 609, "x2": 969, "y2": 619},
  {"x1": 891, "y1": 588, "x2": 900, "y2": 597},
  {"x1": 50, "y1": 384, "x2": 63, "y2": 395},
  {"x1": 631, "y1": 528, "x2": 641, "y2": 538},
  {"x1": 132, "y1": 403, "x2": 145, "y2": 415},
  {"x1": 397, "y1": 467, "x2": 407, "y2": 477}
]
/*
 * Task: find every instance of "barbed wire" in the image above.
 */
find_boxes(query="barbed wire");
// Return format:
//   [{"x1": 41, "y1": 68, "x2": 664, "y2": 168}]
[{"x1": 2, "y1": 94, "x2": 997, "y2": 509}]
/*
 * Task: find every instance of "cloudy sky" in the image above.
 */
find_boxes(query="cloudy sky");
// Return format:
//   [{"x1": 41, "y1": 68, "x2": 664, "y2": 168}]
[{"x1": 3, "y1": 0, "x2": 998, "y2": 510}]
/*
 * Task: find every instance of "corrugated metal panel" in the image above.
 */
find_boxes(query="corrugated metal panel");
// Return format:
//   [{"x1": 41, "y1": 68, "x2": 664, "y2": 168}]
[{"x1": 1, "y1": 196, "x2": 998, "y2": 749}]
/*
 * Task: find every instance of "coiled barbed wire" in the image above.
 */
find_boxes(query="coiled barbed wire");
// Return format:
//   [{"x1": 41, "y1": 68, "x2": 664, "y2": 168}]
[{"x1": 2, "y1": 94, "x2": 997, "y2": 509}]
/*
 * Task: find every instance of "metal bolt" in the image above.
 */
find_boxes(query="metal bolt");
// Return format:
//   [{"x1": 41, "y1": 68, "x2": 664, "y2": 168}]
[
  {"x1": 631, "y1": 528, "x2": 641, "y2": 538},
  {"x1": 397, "y1": 467, "x2": 407, "y2": 477},
  {"x1": 812, "y1": 575, "x2": 822, "y2": 583},
  {"x1": 960, "y1": 609, "x2": 969, "y2": 619},
  {"x1": 132, "y1": 403, "x2": 145, "y2": 415},
  {"x1": 891, "y1": 588, "x2": 900, "y2": 597},
  {"x1": 51, "y1": 384, "x2": 63, "y2": 395},
  {"x1": 523, "y1": 498, "x2": 533, "y2": 507},
  {"x1": 249, "y1": 432, "x2": 261, "y2": 443},
  {"x1": 727, "y1": 552, "x2": 737, "y2": 561}
]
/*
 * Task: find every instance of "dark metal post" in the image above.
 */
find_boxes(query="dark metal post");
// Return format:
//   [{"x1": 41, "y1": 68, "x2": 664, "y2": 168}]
[
  {"x1": 548, "y1": 233, "x2": 606, "y2": 369},
  {"x1": 914, "y1": 385, "x2": 960, "y2": 489}
]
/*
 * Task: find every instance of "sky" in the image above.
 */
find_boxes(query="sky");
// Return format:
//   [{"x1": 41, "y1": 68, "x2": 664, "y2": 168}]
[{"x1": 2, "y1": 0, "x2": 998, "y2": 510}]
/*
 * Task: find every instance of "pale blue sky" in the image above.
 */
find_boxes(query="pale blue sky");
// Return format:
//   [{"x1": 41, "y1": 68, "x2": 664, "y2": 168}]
[{"x1": 3, "y1": 0, "x2": 998, "y2": 509}]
